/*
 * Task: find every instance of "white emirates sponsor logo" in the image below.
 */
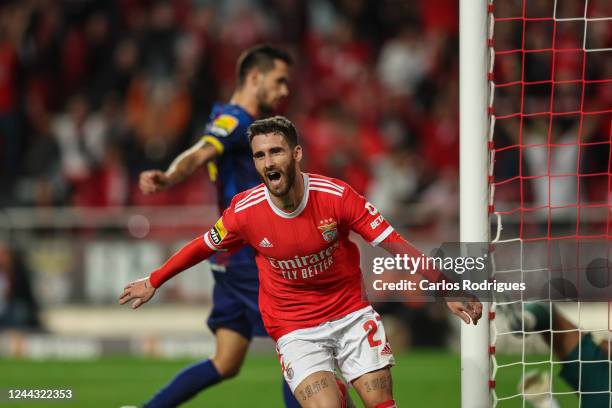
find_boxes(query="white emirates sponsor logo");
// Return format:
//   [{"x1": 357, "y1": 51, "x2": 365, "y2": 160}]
[{"x1": 267, "y1": 241, "x2": 340, "y2": 280}]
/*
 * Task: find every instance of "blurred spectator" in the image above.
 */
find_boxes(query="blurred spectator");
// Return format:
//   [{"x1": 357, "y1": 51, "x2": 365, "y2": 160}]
[
  {"x1": 53, "y1": 94, "x2": 107, "y2": 206},
  {"x1": 522, "y1": 114, "x2": 608, "y2": 217},
  {"x1": 523, "y1": 118, "x2": 577, "y2": 214},
  {"x1": 419, "y1": 0, "x2": 457, "y2": 34},
  {"x1": 0, "y1": 241, "x2": 41, "y2": 330},
  {"x1": 0, "y1": 3, "x2": 25, "y2": 193},
  {"x1": 367, "y1": 147, "x2": 419, "y2": 223},
  {"x1": 419, "y1": 168, "x2": 459, "y2": 237},
  {"x1": 62, "y1": 10, "x2": 115, "y2": 99},
  {"x1": 16, "y1": 91, "x2": 66, "y2": 206},
  {"x1": 419, "y1": 84, "x2": 459, "y2": 174},
  {"x1": 263, "y1": 0, "x2": 307, "y2": 44},
  {"x1": 89, "y1": 38, "x2": 139, "y2": 105},
  {"x1": 304, "y1": 16, "x2": 371, "y2": 105},
  {"x1": 377, "y1": 27, "x2": 430, "y2": 97},
  {"x1": 140, "y1": 1, "x2": 180, "y2": 78},
  {"x1": 96, "y1": 94, "x2": 129, "y2": 206},
  {"x1": 20, "y1": 1, "x2": 64, "y2": 110},
  {"x1": 331, "y1": 0, "x2": 386, "y2": 43},
  {"x1": 125, "y1": 74, "x2": 191, "y2": 163}
]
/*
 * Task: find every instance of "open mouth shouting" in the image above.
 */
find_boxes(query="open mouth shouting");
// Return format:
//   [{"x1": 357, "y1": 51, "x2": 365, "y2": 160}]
[{"x1": 266, "y1": 169, "x2": 283, "y2": 190}]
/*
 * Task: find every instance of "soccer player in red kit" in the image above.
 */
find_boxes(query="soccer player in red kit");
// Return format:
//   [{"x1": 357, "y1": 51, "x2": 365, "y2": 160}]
[{"x1": 120, "y1": 116, "x2": 482, "y2": 408}]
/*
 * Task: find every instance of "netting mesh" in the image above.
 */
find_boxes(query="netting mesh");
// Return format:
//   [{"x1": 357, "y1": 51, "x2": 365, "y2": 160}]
[{"x1": 488, "y1": 0, "x2": 612, "y2": 406}]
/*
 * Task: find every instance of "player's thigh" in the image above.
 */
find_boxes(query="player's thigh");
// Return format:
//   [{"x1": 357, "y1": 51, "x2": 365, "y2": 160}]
[
  {"x1": 335, "y1": 307, "x2": 395, "y2": 385},
  {"x1": 276, "y1": 335, "x2": 335, "y2": 394},
  {"x1": 212, "y1": 327, "x2": 250, "y2": 377},
  {"x1": 293, "y1": 371, "x2": 343, "y2": 408},
  {"x1": 351, "y1": 368, "x2": 394, "y2": 408}
]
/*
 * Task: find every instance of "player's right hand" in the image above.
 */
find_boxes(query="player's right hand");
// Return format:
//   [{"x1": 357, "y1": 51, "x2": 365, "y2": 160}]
[
  {"x1": 139, "y1": 170, "x2": 170, "y2": 194},
  {"x1": 446, "y1": 297, "x2": 483, "y2": 325},
  {"x1": 119, "y1": 277, "x2": 156, "y2": 309}
]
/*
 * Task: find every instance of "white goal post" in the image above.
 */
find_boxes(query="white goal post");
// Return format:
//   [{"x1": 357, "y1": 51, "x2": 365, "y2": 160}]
[{"x1": 460, "y1": 1, "x2": 491, "y2": 407}]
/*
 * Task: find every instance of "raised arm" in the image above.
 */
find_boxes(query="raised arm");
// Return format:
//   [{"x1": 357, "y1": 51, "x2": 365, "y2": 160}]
[{"x1": 139, "y1": 141, "x2": 219, "y2": 194}]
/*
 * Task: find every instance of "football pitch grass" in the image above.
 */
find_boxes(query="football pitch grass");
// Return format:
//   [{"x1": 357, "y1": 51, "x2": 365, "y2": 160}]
[{"x1": 1, "y1": 351, "x2": 575, "y2": 407}]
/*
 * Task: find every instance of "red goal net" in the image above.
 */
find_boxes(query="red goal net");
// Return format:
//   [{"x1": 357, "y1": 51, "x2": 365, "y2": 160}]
[{"x1": 488, "y1": 0, "x2": 611, "y2": 406}]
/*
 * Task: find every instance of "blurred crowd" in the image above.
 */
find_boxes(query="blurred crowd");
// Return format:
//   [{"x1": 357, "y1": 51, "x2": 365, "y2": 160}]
[
  {"x1": 0, "y1": 0, "x2": 609, "y2": 232},
  {"x1": 492, "y1": 0, "x2": 611, "y2": 225},
  {"x1": 0, "y1": 0, "x2": 462, "y2": 233}
]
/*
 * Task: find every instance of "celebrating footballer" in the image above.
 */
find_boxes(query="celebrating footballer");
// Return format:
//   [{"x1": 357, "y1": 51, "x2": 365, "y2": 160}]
[{"x1": 121, "y1": 116, "x2": 482, "y2": 408}]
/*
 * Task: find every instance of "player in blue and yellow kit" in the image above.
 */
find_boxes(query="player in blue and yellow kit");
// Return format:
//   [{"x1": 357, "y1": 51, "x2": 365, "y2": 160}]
[{"x1": 138, "y1": 45, "x2": 299, "y2": 407}]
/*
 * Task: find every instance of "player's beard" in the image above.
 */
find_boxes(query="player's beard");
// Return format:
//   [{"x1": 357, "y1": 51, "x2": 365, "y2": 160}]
[
  {"x1": 256, "y1": 86, "x2": 276, "y2": 116},
  {"x1": 263, "y1": 158, "x2": 297, "y2": 198}
]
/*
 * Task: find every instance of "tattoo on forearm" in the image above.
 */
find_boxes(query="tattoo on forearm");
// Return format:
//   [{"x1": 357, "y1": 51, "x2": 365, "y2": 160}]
[{"x1": 298, "y1": 378, "x2": 329, "y2": 401}]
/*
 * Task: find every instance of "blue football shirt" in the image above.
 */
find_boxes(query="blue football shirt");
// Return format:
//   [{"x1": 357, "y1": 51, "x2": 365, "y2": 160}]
[{"x1": 200, "y1": 103, "x2": 260, "y2": 284}]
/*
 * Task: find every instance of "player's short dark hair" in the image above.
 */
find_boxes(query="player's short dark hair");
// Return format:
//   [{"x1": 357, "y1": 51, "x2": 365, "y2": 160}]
[
  {"x1": 236, "y1": 45, "x2": 292, "y2": 86},
  {"x1": 247, "y1": 116, "x2": 299, "y2": 148}
]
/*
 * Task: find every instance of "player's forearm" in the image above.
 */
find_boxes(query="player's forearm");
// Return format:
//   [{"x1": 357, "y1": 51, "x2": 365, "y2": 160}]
[
  {"x1": 149, "y1": 236, "x2": 213, "y2": 288},
  {"x1": 165, "y1": 148, "x2": 205, "y2": 186},
  {"x1": 379, "y1": 231, "x2": 445, "y2": 284}
]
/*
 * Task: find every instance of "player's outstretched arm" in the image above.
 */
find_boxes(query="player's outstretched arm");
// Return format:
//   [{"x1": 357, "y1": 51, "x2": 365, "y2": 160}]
[
  {"x1": 139, "y1": 141, "x2": 219, "y2": 194},
  {"x1": 379, "y1": 231, "x2": 483, "y2": 325},
  {"x1": 118, "y1": 236, "x2": 214, "y2": 309}
]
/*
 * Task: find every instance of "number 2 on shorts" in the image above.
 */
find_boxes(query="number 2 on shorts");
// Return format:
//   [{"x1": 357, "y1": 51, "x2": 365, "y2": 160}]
[{"x1": 363, "y1": 319, "x2": 382, "y2": 347}]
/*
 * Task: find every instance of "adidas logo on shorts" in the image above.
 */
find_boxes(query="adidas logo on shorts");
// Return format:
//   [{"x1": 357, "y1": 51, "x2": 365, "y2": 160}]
[{"x1": 381, "y1": 342, "x2": 393, "y2": 356}]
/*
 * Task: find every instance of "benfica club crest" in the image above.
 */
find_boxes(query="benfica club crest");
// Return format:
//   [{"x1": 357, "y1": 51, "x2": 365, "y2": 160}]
[{"x1": 318, "y1": 218, "x2": 338, "y2": 242}]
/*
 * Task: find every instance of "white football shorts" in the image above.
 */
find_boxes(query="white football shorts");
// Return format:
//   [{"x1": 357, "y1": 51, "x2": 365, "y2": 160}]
[{"x1": 276, "y1": 305, "x2": 395, "y2": 392}]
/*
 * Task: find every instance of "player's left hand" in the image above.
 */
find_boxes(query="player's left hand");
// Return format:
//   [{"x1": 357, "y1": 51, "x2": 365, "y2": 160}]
[
  {"x1": 446, "y1": 298, "x2": 483, "y2": 325},
  {"x1": 119, "y1": 277, "x2": 156, "y2": 309}
]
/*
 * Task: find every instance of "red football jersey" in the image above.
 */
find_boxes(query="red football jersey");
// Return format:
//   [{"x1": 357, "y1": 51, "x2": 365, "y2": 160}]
[{"x1": 203, "y1": 173, "x2": 394, "y2": 340}]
